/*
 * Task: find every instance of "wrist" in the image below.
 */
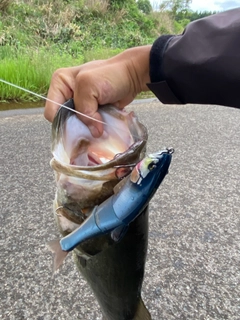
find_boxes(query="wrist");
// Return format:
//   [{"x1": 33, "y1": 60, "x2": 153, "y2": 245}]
[
  {"x1": 110, "y1": 46, "x2": 151, "y2": 94},
  {"x1": 129, "y1": 45, "x2": 152, "y2": 93},
  {"x1": 127, "y1": 46, "x2": 151, "y2": 92}
]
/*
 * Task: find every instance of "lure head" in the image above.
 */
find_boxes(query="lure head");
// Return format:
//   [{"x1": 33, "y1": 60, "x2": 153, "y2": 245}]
[{"x1": 130, "y1": 148, "x2": 174, "y2": 187}]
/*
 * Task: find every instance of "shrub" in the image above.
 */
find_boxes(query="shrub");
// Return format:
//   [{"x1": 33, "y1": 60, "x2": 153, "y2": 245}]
[
  {"x1": 0, "y1": 0, "x2": 12, "y2": 12},
  {"x1": 137, "y1": 0, "x2": 152, "y2": 14}
]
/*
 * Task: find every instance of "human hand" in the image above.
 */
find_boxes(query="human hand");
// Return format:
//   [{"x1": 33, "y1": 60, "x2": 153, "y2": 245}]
[{"x1": 44, "y1": 46, "x2": 151, "y2": 137}]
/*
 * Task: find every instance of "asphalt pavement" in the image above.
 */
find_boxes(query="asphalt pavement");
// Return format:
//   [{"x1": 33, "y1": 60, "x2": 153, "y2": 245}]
[{"x1": 0, "y1": 100, "x2": 239, "y2": 320}]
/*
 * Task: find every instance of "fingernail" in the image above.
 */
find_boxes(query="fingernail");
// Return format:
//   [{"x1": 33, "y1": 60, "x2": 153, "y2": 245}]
[{"x1": 89, "y1": 125, "x2": 100, "y2": 138}]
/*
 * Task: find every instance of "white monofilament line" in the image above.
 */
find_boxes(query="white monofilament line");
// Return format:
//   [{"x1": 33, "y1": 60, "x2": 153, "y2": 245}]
[
  {"x1": 0, "y1": 78, "x2": 108, "y2": 126},
  {"x1": 0, "y1": 78, "x2": 145, "y2": 141}
]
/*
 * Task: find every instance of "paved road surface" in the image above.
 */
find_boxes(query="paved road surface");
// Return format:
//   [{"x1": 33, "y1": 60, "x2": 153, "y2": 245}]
[{"x1": 1, "y1": 101, "x2": 239, "y2": 320}]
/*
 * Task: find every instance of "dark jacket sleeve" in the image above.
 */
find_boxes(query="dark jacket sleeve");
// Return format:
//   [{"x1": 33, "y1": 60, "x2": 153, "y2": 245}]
[{"x1": 147, "y1": 8, "x2": 240, "y2": 108}]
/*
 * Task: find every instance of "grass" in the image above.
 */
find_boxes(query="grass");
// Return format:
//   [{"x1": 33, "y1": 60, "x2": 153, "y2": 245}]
[
  {"x1": 0, "y1": 46, "x2": 134, "y2": 108},
  {"x1": 0, "y1": 0, "x2": 177, "y2": 108},
  {"x1": 0, "y1": 47, "x2": 127, "y2": 103},
  {"x1": 0, "y1": 48, "x2": 84, "y2": 101}
]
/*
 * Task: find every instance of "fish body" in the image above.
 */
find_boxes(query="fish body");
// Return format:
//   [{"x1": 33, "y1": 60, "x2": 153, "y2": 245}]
[
  {"x1": 74, "y1": 207, "x2": 150, "y2": 320},
  {"x1": 48, "y1": 100, "x2": 173, "y2": 320}
]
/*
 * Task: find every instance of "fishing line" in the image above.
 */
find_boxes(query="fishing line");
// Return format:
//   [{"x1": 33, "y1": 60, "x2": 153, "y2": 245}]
[
  {"x1": 0, "y1": 79, "x2": 146, "y2": 141},
  {"x1": 0, "y1": 78, "x2": 109, "y2": 125}
]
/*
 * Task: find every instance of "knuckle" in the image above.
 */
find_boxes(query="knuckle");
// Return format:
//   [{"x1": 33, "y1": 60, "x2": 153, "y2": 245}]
[
  {"x1": 75, "y1": 70, "x2": 92, "y2": 84},
  {"x1": 51, "y1": 68, "x2": 67, "y2": 82}
]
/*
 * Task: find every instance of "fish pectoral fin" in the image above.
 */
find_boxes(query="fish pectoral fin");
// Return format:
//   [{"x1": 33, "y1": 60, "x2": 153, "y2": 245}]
[
  {"x1": 47, "y1": 239, "x2": 69, "y2": 272},
  {"x1": 111, "y1": 225, "x2": 128, "y2": 242},
  {"x1": 134, "y1": 298, "x2": 151, "y2": 320}
]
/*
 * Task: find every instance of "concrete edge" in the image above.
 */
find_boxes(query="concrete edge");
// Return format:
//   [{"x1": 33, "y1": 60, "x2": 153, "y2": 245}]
[{"x1": 0, "y1": 98, "x2": 159, "y2": 118}]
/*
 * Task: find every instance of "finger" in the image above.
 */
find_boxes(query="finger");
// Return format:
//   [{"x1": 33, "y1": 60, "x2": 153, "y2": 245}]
[
  {"x1": 73, "y1": 71, "x2": 105, "y2": 137},
  {"x1": 44, "y1": 90, "x2": 72, "y2": 122},
  {"x1": 73, "y1": 92, "x2": 104, "y2": 138},
  {"x1": 44, "y1": 100, "x2": 60, "y2": 122},
  {"x1": 80, "y1": 110, "x2": 104, "y2": 138},
  {"x1": 113, "y1": 96, "x2": 136, "y2": 110},
  {"x1": 44, "y1": 68, "x2": 77, "y2": 122}
]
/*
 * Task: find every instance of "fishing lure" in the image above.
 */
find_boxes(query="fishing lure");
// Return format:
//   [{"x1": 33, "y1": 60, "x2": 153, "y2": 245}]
[
  {"x1": 59, "y1": 148, "x2": 173, "y2": 250},
  {"x1": 48, "y1": 148, "x2": 173, "y2": 271}
]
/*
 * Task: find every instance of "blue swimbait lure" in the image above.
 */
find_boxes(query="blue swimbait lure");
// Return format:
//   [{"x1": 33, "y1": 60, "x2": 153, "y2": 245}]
[
  {"x1": 48, "y1": 148, "x2": 173, "y2": 270},
  {"x1": 62, "y1": 148, "x2": 173, "y2": 248}
]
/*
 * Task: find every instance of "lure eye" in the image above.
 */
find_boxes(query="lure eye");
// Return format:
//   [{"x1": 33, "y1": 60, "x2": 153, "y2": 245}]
[{"x1": 148, "y1": 162, "x2": 156, "y2": 171}]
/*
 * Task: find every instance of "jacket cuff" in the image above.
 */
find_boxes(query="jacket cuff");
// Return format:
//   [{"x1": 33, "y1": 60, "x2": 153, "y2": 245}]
[
  {"x1": 147, "y1": 81, "x2": 181, "y2": 104},
  {"x1": 149, "y1": 35, "x2": 174, "y2": 83}
]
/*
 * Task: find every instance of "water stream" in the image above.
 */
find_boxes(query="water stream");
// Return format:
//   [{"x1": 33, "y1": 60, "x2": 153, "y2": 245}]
[{"x1": 0, "y1": 100, "x2": 44, "y2": 111}]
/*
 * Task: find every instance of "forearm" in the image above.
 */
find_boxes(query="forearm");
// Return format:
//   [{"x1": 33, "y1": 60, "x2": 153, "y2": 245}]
[{"x1": 148, "y1": 8, "x2": 240, "y2": 108}]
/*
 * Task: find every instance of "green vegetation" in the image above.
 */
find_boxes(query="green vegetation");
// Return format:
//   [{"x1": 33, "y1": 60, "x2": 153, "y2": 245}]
[{"x1": 0, "y1": 0, "x2": 217, "y2": 105}]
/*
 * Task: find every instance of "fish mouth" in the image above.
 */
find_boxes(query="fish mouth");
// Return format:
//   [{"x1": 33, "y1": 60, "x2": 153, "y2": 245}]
[
  {"x1": 86, "y1": 152, "x2": 111, "y2": 166},
  {"x1": 87, "y1": 153, "x2": 102, "y2": 166},
  {"x1": 70, "y1": 151, "x2": 104, "y2": 166},
  {"x1": 52, "y1": 103, "x2": 148, "y2": 172},
  {"x1": 51, "y1": 103, "x2": 148, "y2": 211}
]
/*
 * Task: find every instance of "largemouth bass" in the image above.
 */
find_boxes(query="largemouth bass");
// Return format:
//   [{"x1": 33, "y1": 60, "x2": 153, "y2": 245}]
[{"x1": 48, "y1": 99, "x2": 172, "y2": 320}]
